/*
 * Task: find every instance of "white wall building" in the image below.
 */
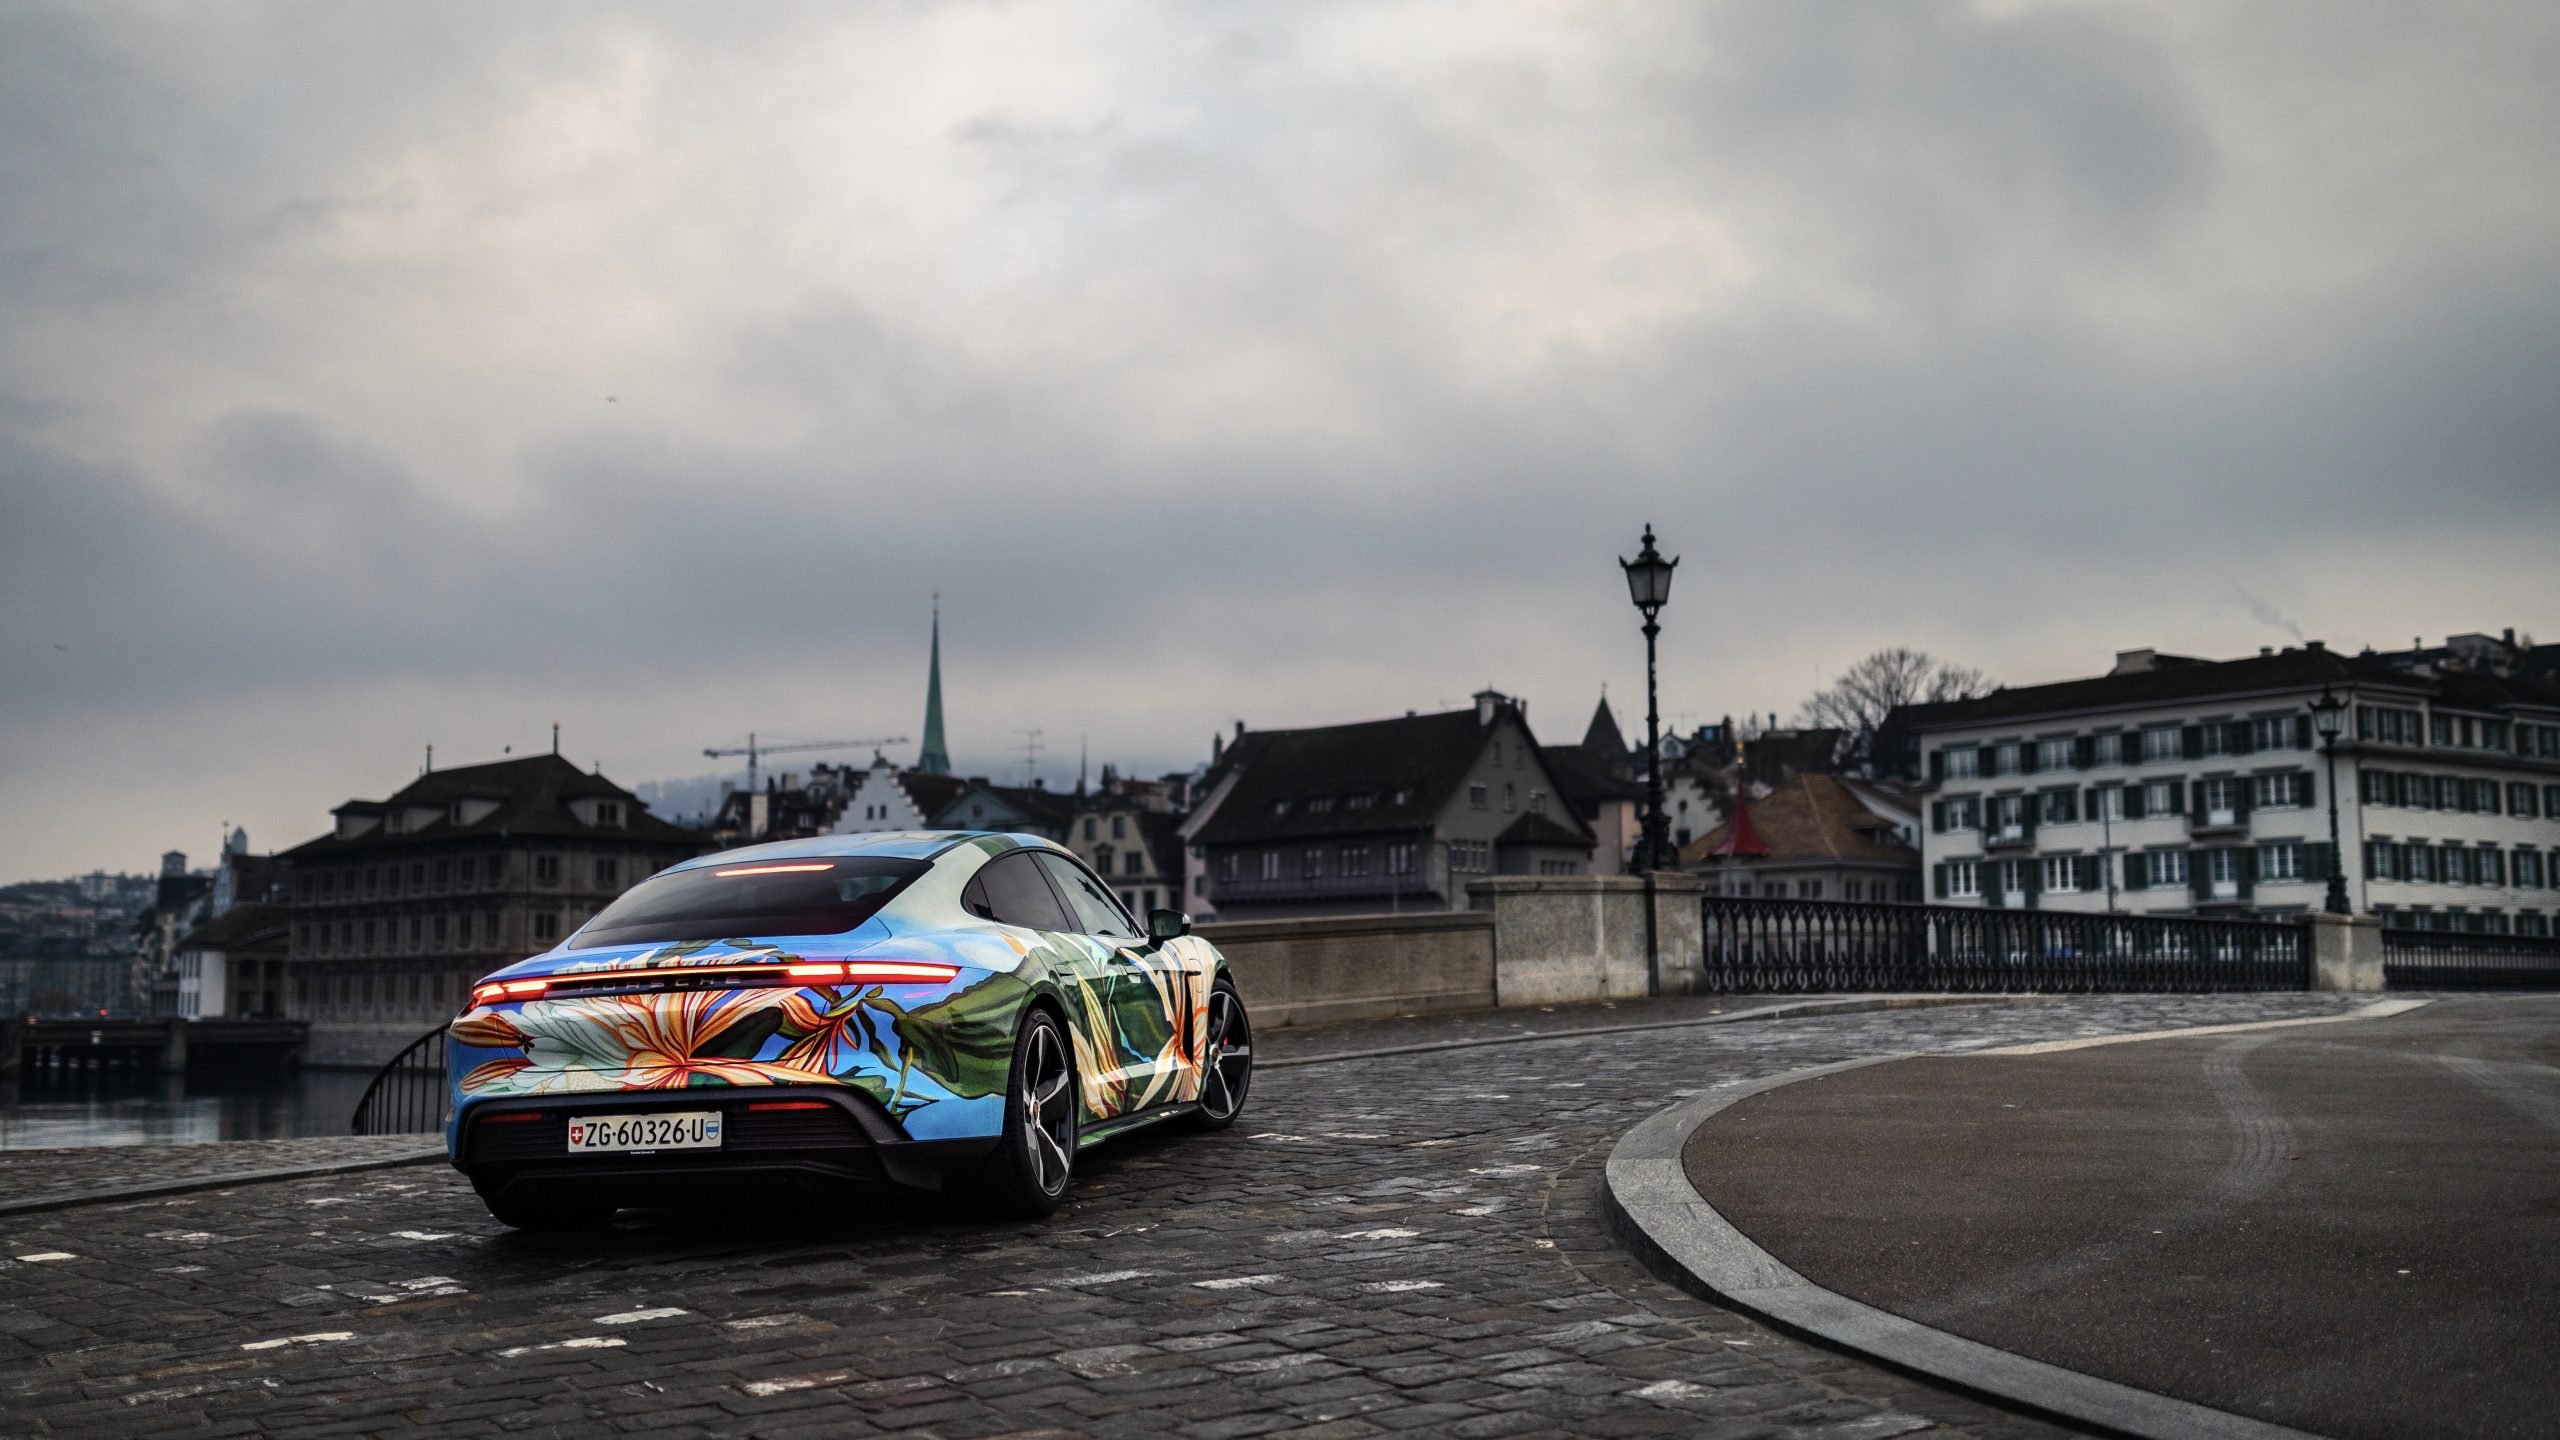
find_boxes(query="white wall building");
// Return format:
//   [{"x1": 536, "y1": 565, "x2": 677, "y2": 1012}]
[{"x1": 1905, "y1": 639, "x2": 2560, "y2": 935}]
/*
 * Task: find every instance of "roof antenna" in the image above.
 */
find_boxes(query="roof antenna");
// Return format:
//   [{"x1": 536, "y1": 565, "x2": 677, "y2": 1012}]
[
  {"x1": 551, "y1": 722, "x2": 560, "y2": 755},
  {"x1": 424, "y1": 742, "x2": 434, "y2": 774}
]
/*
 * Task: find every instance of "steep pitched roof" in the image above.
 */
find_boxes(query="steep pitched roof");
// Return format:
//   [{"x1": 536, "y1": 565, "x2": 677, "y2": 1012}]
[
  {"x1": 282, "y1": 754, "x2": 702, "y2": 857},
  {"x1": 1195, "y1": 706, "x2": 1548, "y2": 845},
  {"x1": 176, "y1": 902, "x2": 288, "y2": 952},
  {"x1": 1681, "y1": 774, "x2": 1916, "y2": 867},
  {"x1": 1580, "y1": 696, "x2": 1628, "y2": 759},
  {"x1": 1540, "y1": 745, "x2": 1646, "y2": 814}
]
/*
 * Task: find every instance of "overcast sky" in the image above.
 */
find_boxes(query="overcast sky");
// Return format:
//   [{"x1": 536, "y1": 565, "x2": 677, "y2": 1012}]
[{"x1": 5, "y1": 1, "x2": 2555, "y2": 881}]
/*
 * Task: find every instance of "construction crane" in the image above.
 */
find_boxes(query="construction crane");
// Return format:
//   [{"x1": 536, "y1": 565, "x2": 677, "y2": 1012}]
[{"x1": 704, "y1": 733, "x2": 909, "y2": 796}]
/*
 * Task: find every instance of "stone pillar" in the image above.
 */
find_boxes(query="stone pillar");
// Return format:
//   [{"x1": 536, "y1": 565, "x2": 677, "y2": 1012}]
[
  {"x1": 2307, "y1": 913, "x2": 2384, "y2": 993},
  {"x1": 1471, "y1": 875, "x2": 1705, "y2": 1006},
  {"x1": 1647, "y1": 873, "x2": 1707, "y2": 996}
]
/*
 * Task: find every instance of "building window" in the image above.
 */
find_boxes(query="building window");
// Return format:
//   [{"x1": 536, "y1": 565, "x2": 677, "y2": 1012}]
[
  {"x1": 1302, "y1": 848, "x2": 1323, "y2": 879},
  {"x1": 2148, "y1": 850, "x2": 2189, "y2": 888},
  {"x1": 2042, "y1": 856, "x2": 2081, "y2": 893},
  {"x1": 2206, "y1": 848, "x2": 2242, "y2": 897},
  {"x1": 531, "y1": 912, "x2": 558, "y2": 942},
  {"x1": 2036, "y1": 738, "x2": 2073, "y2": 771},
  {"x1": 2142, "y1": 779, "x2": 2179, "y2": 816},
  {"x1": 457, "y1": 856, "x2": 476, "y2": 888},
  {"x1": 1990, "y1": 744, "x2": 2020, "y2": 777},
  {"x1": 2511, "y1": 784, "x2": 2541, "y2": 819},
  {"x1": 1259, "y1": 853, "x2": 1280, "y2": 881},
  {"x1": 1948, "y1": 862, "x2": 1980, "y2": 899},
  {"x1": 1450, "y1": 840, "x2": 1491, "y2": 873},
  {"x1": 1341, "y1": 846, "x2": 1371, "y2": 876},
  {"x1": 1387, "y1": 843, "x2": 1417, "y2": 876},
  {"x1": 2253, "y1": 772, "x2": 2307, "y2": 809},
  {"x1": 1095, "y1": 845, "x2": 1115, "y2": 875},
  {"x1": 1469, "y1": 785, "x2": 1488, "y2": 809},
  {"x1": 1217, "y1": 854, "x2": 1239, "y2": 883},
  {"x1": 1800, "y1": 880, "x2": 1824, "y2": 899},
  {"x1": 1943, "y1": 747, "x2": 1981, "y2": 780},
  {"x1": 1502, "y1": 784, "x2": 1516, "y2": 813},
  {"x1": 2357, "y1": 705, "x2": 2423, "y2": 745},
  {"x1": 534, "y1": 854, "x2": 561, "y2": 884},
  {"x1": 1124, "y1": 851, "x2": 1144, "y2": 877},
  {"x1": 2478, "y1": 846, "x2": 2507, "y2": 886},
  {"x1": 2517, "y1": 850, "x2": 2547, "y2": 889},
  {"x1": 593, "y1": 801, "x2": 622, "y2": 827},
  {"x1": 1111, "y1": 815, "x2": 1127, "y2": 839},
  {"x1": 2139, "y1": 728, "x2": 2182, "y2": 763},
  {"x1": 2039, "y1": 789, "x2": 2078, "y2": 826},
  {"x1": 2094, "y1": 786, "x2": 2126, "y2": 822},
  {"x1": 596, "y1": 857, "x2": 620, "y2": 888},
  {"x1": 1939, "y1": 796, "x2": 1980, "y2": 831},
  {"x1": 2521, "y1": 913, "x2": 2552, "y2": 938},
  {"x1": 2258, "y1": 843, "x2": 2303, "y2": 882},
  {"x1": 1083, "y1": 818, "x2": 1097, "y2": 841},
  {"x1": 2249, "y1": 716, "x2": 2298, "y2": 752}
]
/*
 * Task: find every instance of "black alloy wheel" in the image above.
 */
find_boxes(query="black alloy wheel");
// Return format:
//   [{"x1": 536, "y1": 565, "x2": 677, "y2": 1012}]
[
  {"x1": 1186, "y1": 980, "x2": 1252, "y2": 1130},
  {"x1": 960, "y1": 1007, "x2": 1079, "y2": 1218}
]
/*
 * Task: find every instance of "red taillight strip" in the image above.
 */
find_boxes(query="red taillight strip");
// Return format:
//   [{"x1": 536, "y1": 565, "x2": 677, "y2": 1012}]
[
  {"x1": 466, "y1": 960, "x2": 959, "y2": 1006},
  {"x1": 746, "y1": 1101, "x2": 831, "y2": 1112},
  {"x1": 712, "y1": 862, "x2": 836, "y2": 877}
]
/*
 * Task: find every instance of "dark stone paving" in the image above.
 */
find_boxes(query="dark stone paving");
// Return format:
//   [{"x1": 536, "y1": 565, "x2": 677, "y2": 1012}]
[
  {"x1": 1691, "y1": 996, "x2": 2560, "y2": 1440},
  {"x1": 0, "y1": 992, "x2": 2368, "y2": 1438},
  {"x1": 0, "y1": 1135, "x2": 440, "y2": 1206}
]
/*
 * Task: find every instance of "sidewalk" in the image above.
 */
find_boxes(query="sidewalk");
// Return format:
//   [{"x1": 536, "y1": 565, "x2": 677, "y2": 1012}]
[{"x1": 1671, "y1": 995, "x2": 2560, "y2": 1440}]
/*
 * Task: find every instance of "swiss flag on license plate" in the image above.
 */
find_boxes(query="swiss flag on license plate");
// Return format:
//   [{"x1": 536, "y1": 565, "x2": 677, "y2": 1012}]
[{"x1": 568, "y1": 1123, "x2": 585, "y2": 1144}]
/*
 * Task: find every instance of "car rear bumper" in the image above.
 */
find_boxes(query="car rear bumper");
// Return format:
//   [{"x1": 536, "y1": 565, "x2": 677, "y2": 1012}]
[{"x1": 452, "y1": 1085, "x2": 1001, "y2": 1206}]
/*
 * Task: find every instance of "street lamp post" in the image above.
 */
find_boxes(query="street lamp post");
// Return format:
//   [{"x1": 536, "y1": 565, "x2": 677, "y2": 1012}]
[
  {"x1": 2311, "y1": 686, "x2": 2352, "y2": 915},
  {"x1": 1619, "y1": 525, "x2": 1679, "y2": 873}
]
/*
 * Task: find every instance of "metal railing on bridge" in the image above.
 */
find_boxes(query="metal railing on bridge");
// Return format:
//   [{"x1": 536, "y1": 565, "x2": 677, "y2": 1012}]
[
  {"x1": 1698, "y1": 895, "x2": 2311, "y2": 994},
  {"x1": 2380, "y1": 929, "x2": 2560, "y2": 990},
  {"x1": 350, "y1": 1025, "x2": 451, "y2": 1135}
]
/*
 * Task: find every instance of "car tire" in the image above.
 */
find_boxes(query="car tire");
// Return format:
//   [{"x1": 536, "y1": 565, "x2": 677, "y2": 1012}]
[
  {"x1": 1182, "y1": 979, "x2": 1253, "y2": 1132},
  {"x1": 481, "y1": 1189, "x2": 615, "y2": 1231},
  {"x1": 956, "y1": 1007, "x2": 1080, "y2": 1220}
]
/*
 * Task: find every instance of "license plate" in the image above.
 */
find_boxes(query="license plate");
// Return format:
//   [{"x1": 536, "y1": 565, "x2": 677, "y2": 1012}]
[{"x1": 566, "y1": 1111, "x2": 722, "y2": 1154}]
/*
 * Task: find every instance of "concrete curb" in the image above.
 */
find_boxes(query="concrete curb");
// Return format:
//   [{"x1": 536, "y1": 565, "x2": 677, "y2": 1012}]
[
  {"x1": 1602, "y1": 1057, "x2": 2354, "y2": 1440},
  {"x1": 1262, "y1": 993, "x2": 2041, "y2": 1070},
  {"x1": 0, "y1": 1147, "x2": 447, "y2": 1219}
]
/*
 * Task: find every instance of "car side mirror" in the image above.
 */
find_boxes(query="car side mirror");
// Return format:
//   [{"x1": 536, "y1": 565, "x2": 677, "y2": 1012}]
[{"x1": 1147, "y1": 909, "x2": 1191, "y2": 944}]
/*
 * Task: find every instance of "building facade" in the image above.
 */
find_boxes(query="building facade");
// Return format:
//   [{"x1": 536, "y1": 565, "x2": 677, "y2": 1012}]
[
  {"x1": 1682, "y1": 774, "x2": 1922, "y2": 902},
  {"x1": 1066, "y1": 793, "x2": 1186, "y2": 919},
  {"x1": 1191, "y1": 691, "x2": 1596, "y2": 921},
  {"x1": 1902, "y1": 638, "x2": 2560, "y2": 933},
  {"x1": 281, "y1": 754, "x2": 706, "y2": 1065}
]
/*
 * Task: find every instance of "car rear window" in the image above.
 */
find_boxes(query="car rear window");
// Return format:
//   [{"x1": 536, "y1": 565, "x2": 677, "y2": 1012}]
[{"x1": 568, "y1": 856, "x2": 930, "y2": 948}]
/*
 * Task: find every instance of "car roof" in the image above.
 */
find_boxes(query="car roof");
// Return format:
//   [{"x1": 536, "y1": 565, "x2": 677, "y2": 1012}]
[{"x1": 663, "y1": 830, "x2": 1064, "y2": 873}]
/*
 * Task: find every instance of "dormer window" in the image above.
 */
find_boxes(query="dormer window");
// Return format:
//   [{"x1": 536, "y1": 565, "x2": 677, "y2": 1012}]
[
  {"x1": 1272, "y1": 799, "x2": 1292, "y2": 816},
  {"x1": 1307, "y1": 796, "x2": 1334, "y2": 813},
  {"x1": 595, "y1": 801, "x2": 622, "y2": 828}
]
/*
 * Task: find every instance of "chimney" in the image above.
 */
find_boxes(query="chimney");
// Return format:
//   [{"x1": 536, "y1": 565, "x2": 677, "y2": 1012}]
[
  {"x1": 2307, "y1": 640, "x2": 2326, "y2": 652},
  {"x1": 2260, "y1": 646, "x2": 2273, "y2": 657},
  {"x1": 2112, "y1": 649, "x2": 2158, "y2": 675}
]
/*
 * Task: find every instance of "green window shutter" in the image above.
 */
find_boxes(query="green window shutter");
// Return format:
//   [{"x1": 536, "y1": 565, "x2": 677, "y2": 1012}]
[
  {"x1": 2190, "y1": 853, "x2": 2211, "y2": 900},
  {"x1": 2020, "y1": 860, "x2": 2041, "y2": 908},
  {"x1": 2304, "y1": 842, "x2": 2331, "y2": 882},
  {"x1": 2078, "y1": 855, "x2": 2100, "y2": 891},
  {"x1": 2233, "y1": 783, "x2": 2252, "y2": 821},
  {"x1": 1930, "y1": 750, "x2": 1946, "y2": 783},
  {"x1": 2018, "y1": 744, "x2": 2038, "y2": 775},
  {"x1": 2124, "y1": 785, "x2": 2146, "y2": 820},
  {"x1": 2020, "y1": 805, "x2": 2037, "y2": 842},
  {"x1": 1931, "y1": 800, "x2": 1946, "y2": 833},
  {"x1": 2229, "y1": 722, "x2": 2252, "y2": 756},
  {"x1": 2124, "y1": 853, "x2": 2148, "y2": 890},
  {"x1": 2186, "y1": 782, "x2": 2204, "y2": 826},
  {"x1": 2235, "y1": 849, "x2": 2255, "y2": 900},
  {"x1": 2294, "y1": 714, "x2": 2312, "y2": 749},
  {"x1": 1933, "y1": 863, "x2": 1948, "y2": 900},
  {"x1": 2074, "y1": 736, "x2": 2095, "y2": 769},
  {"x1": 2182, "y1": 726, "x2": 2204, "y2": 760}
]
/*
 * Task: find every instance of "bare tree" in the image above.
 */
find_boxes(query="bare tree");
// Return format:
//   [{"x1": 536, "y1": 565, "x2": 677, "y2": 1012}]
[{"x1": 1801, "y1": 648, "x2": 1992, "y2": 737}]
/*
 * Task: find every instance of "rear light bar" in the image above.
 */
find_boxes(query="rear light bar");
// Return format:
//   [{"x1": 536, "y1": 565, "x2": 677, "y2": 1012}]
[{"x1": 468, "y1": 960, "x2": 958, "y2": 1007}]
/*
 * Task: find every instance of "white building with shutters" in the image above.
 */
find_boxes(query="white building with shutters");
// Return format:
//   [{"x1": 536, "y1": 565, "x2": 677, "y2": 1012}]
[{"x1": 1897, "y1": 636, "x2": 2560, "y2": 936}]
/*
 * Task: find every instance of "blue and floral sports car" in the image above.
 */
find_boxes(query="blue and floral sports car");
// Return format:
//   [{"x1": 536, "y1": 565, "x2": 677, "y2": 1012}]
[{"x1": 446, "y1": 832, "x2": 1253, "y2": 1228}]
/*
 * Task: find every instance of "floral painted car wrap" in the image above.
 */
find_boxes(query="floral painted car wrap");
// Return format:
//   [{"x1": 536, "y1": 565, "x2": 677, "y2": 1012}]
[{"x1": 444, "y1": 832, "x2": 1252, "y2": 1226}]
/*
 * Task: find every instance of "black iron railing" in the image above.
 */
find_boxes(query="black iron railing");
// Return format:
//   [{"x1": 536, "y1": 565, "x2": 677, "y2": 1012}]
[
  {"x1": 351, "y1": 1024, "x2": 451, "y2": 1135},
  {"x1": 2380, "y1": 929, "x2": 2560, "y2": 990},
  {"x1": 1698, "y1": 895, "x2": 2311, "y2": 994}
]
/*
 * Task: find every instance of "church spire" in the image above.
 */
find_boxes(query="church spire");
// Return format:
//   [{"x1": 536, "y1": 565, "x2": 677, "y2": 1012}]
[{"x1": 918, "y1": 596, "x2": 951, "y2": 776}]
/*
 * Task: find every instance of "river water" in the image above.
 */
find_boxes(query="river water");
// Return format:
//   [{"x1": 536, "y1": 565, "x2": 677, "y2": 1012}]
[{"x1": 0, "y1": 1066, "x2": 383, "y2": 1150}]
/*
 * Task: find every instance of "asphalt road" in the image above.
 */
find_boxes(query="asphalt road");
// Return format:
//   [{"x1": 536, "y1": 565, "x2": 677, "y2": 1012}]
[
  {"x1": 0, "y1": 991, "x2": 2369, "y2": 1440},
  {"x1": 1689, "y1": 996, "x2": 2560, "y2": 1440}
]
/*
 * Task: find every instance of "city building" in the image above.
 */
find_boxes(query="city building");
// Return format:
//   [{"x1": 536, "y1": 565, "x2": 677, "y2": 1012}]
[
  {"x1": 1066, "y1": 791, "x2": 1187, "y2": 918},
  {"x1": 832, "y1": 755, "x2": 970, "y2": 837},
  {"x1": 1190, "y1": 690, "x2": 1596, "y2": 921},
  {"x1": 1682, "y1": 773, "x2": 1923, "y2": 902},
  {"x1": 1898, "y1": 635, "x2": 2560, "y2": 932},
  {"x1": 281, "y1": 753, "x2": 706, "y2": 1065},
  {"x1": 931, "y1": 780, "x2": 1073, "y2": 841},
  {"x1": 1541, "y1": 697, "x2": 1647, "y2": 874}
]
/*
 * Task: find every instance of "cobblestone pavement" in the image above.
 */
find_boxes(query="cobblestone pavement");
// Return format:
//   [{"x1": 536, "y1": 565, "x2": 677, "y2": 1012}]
[
  {"x1": 0, "y1": 1134, "x2": 440, "y2": 1208},
  {"x1": 0, "y1": 992, "x2": 2373, "y2": 1439}
]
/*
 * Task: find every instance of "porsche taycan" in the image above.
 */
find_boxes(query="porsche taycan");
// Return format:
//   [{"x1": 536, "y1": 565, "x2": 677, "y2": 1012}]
[{"x1": 445, "y1": 832, "x2": 1252, "y2": 1228}]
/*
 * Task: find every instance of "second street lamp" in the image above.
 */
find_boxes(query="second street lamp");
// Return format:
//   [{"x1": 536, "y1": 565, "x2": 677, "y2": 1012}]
[{"x1": 2311, "y1": 685, "x2": 2352, "y2": 915}]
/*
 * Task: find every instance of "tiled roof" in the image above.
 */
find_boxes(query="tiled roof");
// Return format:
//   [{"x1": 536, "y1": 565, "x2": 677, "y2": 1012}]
[
  {"x1": 1540, "y1": 745, "x2": 1645, "y2": 811},
  {"x1": 1196, "y1": 704, "x2": 1597, "y2": 846},
  {"x1": 1679, "y1": 774, "x2": 1918, "y2": 867},
  {"x1": 1496, "y1": 811, "x2": 1593, "y2": 849},
  {"x1": 1900, "y1": 644, "x2": 2560, "y2": 733},
  {"x1": 176, "y1": 902, "x2": 288, "y2": 952},
  {"x1": 282, "y1": 754, "x2": 703, "y2": 857}
]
